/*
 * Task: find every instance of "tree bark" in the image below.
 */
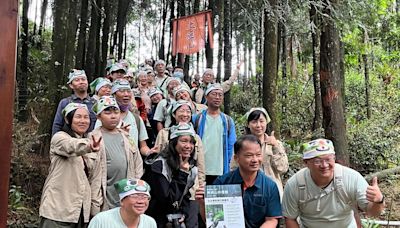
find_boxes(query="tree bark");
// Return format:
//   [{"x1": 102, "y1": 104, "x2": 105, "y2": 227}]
[
  {"x1": 65, "y1": 0, "x2": 79, "y2": 73},
  {"x1": 216, "y1": 0, "x2": 223, "y2": 83},
  {"x1": 101, "y1": 0, "x2": 111, "y2": 76},
  {"x1": 85, "y1": 0, "x2": 101, "y2": 81},
  {"x1": 38, "y1": 0, "x2": 48, "y2": 48},
  {"x1": 18, "y1": 0, "x2": 30, "y2": 122},
  {"x1": 310, "y1": 2, "x2": 323, "y2": 131},
  {"x1": 75, "y1": 0, "x2": 89, "y2": 69},
  {"x1": 363, "y1": 29, "x2": 371, "y2": 119},
  {"x1": 158, "y1": 0, "x2": 168, "y2": 60},
  {"x1": 177, "y1": 0, "x2": 185, "y2": 66},
  {"x1": 205, "y1": 0, "x2": 214, "y2": 68},
  {"x1": 116, "y1": 0, "x2": 130, "y2": 60},
  {"x1": 169, "y1": 0, "x2": 176, "y2": 66},
  {"x1": 223, "y1": 0, "x2": 231, "y2": 115},
  {"x1": 263, "y1": 0, "x2": 280, "y2": 138},
  {"x1": 319, "y1": 0, "x2": 349, "y2": 165},
  {"x1": 95, "y1": 0, "x2": 102, "y2": 76}
]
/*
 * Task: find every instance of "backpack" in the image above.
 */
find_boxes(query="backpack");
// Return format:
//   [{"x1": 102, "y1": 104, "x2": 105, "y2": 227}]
[
  {"x1": 193, "y1": 111, "x2": 231, "y2": 136},
  {"x1": 296, "y1": 164, "x2": 353, "y2": 211}
]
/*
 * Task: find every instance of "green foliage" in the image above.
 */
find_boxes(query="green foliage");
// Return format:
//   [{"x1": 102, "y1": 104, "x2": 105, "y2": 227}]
[
  {"x1": 8, "y1": 185, "x2": 30, "y2": 212},
  {"x1": 361, "y1": 218, "x2": 381, "y2": 228}
]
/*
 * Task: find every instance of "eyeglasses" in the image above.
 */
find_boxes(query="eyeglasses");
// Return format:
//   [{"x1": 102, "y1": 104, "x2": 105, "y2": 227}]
[
  {"x1": 126, "y1": 194, "x2": 150, "y2": 200},
  {"x1": 310, "y1": 156, "x2": 335, "y2": 166}
]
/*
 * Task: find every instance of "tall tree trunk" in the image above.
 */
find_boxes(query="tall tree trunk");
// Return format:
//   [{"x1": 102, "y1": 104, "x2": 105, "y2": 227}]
[
  {"x1": 223, "y1": 0, "x2": 231, "y2": 115},
  {"x1": 39, "y1": 0, "x2": 69, "y2": 155},
  {"x1": 18, "y1": 0, "x2": 30, "y2": 122},
  {"x1": 95, "y1": 0, "x2": 102, "y2": 76},
  {"x1": 216, "y1": 1, "x2": 223, "y2": 83},
  {"x1": 38, "y1": 0, "x2": 48, "y2": 48},
  {"x1": 205, "y1": 0, "x2": 214, "y2": 68},
  {"x1": 85, "y1": 0, "x2": 101, "y2": 81},
  {"x1": 177, "y1": 0, "x2": 185, "y2": 66},
  {"x1": 320, "y1": 0, "x2": 349, "y2": 165},
  {"x1": 310, "y1": 2, "x2": 323, "y2": 131},
  {"x1": 116, "y1": 0, "x2": 130, "y2": 60},
  {"x1": 169, "y1": 0, "x2": 176, "y2": 66},
  {"x1": 65, "y1": 0, "x2": 79, "y2": 73},
  {"x1": 33, "y1": 0, "x2": 39, "y2": 35},
  {"x1": 101, "y1": 0, "x2": 111, "y2": 76},
  {"x1": 363, "y1": 29, "x2": 371, "y2": 119},
  {"x1": 111, "y1": 26, "x2": 117, "y2": 57},
  {"x1": 194, "y1": 0, "x2": 200, "y2": 71},
  {"x1": 75, "y1": 0, "x2": 89, "y2": 69},
  {"x1": 159, "y1": 0, "x2": 168, "y2": 60},
  {"x1": 280, "y1": 0, "x2": 288, "y2": 118},
  {"x1": 263, "y1": 1, "x2": 280, "y2": 138},
  {"x1": 289, "y1": 34, "x2": 297, "y2": 78}
]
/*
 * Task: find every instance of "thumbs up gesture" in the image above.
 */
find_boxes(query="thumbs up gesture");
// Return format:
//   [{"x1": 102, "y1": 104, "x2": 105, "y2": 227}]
[
  {"x1": 366, "y1": 177, "x2": 384, "y2": 203},
  {"x1": 265, "y1": 131, "x2": 278, "y2": 147}
]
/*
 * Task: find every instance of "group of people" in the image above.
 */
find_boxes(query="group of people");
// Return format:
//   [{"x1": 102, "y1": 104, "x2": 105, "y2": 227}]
[{"x1": 38, "y1": 58, "x2": 386, "y2": 228}]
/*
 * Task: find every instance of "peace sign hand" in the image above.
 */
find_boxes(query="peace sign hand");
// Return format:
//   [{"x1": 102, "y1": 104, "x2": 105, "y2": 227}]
[
  {"x1": 179, "y1": 154, "x2": 190, "y2": 172},
  {"x1": 90, "y1": 135, "x2": 102, "y2": 152}
]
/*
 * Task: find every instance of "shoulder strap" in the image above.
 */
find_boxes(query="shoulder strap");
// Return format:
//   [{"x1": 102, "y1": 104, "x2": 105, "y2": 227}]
[
  {"x1": 133, "y1": 113, "x2": 141, "y2": 136},
  {"x1": 193, "y1": 112, "x2": 204, "y2": 133},
  {"x1": 334, "y1": 164, "x2": 352, "y2": 205},
  {"x1": 223, "y1": 113, "x2": 231, "y2": 136},
  {"x1": 159, "y1": 76, "x2": 169, "y2": 89},
  {"x1": 296, "y1": 168, "x2": 308, "y2": 203}
]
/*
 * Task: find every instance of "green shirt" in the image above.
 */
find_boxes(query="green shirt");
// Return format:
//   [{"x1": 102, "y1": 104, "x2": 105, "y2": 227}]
[
  {"x1": 88, "y1": 207, "x2": 157, "y2": 228},
  {"x1": 202, "y1": 115, "x2": 224, "y2": 175},
  {"x1": 103, "y1": 131, "x2": 127, "y2": 208},
  {"x1": 282, "y1": 164, "x2": 369, "y2": 228}
]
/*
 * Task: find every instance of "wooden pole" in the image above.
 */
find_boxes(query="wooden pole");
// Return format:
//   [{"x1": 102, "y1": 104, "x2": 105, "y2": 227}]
[{"x1": 0, "y1": 0, "x2": 18, "y2": 226}]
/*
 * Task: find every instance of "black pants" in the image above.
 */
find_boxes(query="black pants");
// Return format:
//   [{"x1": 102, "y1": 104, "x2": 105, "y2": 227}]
[{"x1": 39, "y1": 208, "x2": 87, "y2": 228}]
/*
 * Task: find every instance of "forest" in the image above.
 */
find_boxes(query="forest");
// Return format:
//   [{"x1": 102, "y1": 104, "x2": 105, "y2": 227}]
[{"x1": 6, "y1": 0, "x2": 400, "y2": 226}]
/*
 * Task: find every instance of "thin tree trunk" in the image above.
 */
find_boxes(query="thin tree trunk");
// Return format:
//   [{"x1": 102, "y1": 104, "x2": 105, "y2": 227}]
[
  {"x1": 320, "y1": 0, "x2": 349, "y2": 165},
  {"x1": 85, "y1": 0, "x2": 100, "y2": 81},
  {"x1": 363, "y1": 29, "x2": 371, "y2": 119},
  {"x1": 18, "y1": 0, "x2": 30, "y2": 122},
  {"x1": 205, "y1": 0, "x2": 214, "y2": 68},
  {"x1": 101, "y1": 0, "x2": 111, "y2": 76},
  {"x1": 169, "y1": 0, "x2": 176, "y2": 66},
  {"x1": 177, "y1": 0, "x2": 185, "y2": 66},
  {"x1": 95, "y1": 0, "x2": 102, "y2": 76},
  {"x1": 75, "y1": 0, "x2": 89, "y2": 69},
  {"x1": 216, "y1": 1, "x2": 223, "y2": 83},
  {"x1": 263, "y1": 0, "x2": 280, "y2": 138},
  {"x1": 310, "y1": 2, "x2": 323, "y2": 131},
  {"x1": 33, "y1": 0, "x2": 39, "y2": 35},
  {"x1": 223, "y1": 0, "x2": 231, "y2": 115},
  {"x1": 65, "y1": 0, "x2": 79, "y2": 74},
  {"x1": 38, "y1": 0, "x2": 48, "y2": 48},
  {"x1": 116, "y1": 0, "x2": 130, "y2": 60},
  {"x1": 159, "y1": 0, "x2": 167, "y2": 60}
]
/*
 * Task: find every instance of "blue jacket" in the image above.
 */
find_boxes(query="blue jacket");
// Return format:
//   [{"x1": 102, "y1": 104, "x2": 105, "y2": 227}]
[
  {"x1": 193, "y1": 109, "x2": 236, "y2": 174},
  {"x1": 51, "y1": 94, "x2": 97, "y2": 136}
]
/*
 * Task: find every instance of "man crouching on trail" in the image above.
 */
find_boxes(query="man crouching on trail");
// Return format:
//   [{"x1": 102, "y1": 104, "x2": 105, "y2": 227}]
[{"x1": 282, "y1": 138, "x2": 385, "y2": 228}]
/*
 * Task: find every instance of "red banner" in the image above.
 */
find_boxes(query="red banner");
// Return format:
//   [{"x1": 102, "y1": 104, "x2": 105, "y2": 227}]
[{"x1": 172, "y1": 11, "x2": 213, "y2": 56}]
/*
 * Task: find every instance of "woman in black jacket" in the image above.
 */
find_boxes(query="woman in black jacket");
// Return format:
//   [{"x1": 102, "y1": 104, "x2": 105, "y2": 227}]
[{"x1": 143, "y1": 123, "x2": 198, "y2": 227}]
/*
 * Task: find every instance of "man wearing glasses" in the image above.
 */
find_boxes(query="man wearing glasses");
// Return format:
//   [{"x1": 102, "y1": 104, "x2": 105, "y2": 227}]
[
  {"x1": 282, "y1": 138, "x2": 385, "y2": 228},
  {"x1": 89, "y1": 178, "x2": 156, "y2": 228}
]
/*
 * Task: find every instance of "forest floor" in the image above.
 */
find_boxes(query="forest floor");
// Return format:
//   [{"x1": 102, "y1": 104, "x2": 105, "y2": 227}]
[{"x1": 6, "y1": 121, "x2": 400, "y2": 227}]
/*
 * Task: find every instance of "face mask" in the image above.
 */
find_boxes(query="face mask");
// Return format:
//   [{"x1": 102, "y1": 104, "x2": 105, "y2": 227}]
[
  {"x1": 118, "y1": 103, "x2": 131, "y2": 112},
  {"x1": 173, "y1": 72, "x2": 184, "y2": 79}
]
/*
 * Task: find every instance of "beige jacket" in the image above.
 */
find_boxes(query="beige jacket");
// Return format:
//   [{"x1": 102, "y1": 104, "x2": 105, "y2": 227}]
[
  {"x1": 230, "y1": 134, "x2": 288, "y2": 198},
  {"x1": 90, "y1": 127, "x2": 144, "y2": 213},
  {"x1": 39, "y1": 131, "x2": 100, "y2": 223},
  {"x1": 154, "y1": 128, "x2": 205, "y2": 199}
]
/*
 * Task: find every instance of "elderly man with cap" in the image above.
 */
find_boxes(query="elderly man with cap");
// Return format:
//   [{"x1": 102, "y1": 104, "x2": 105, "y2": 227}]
[
  {"x1": 192, "y1": 83, "x2": 237, "y2": 184},
  {"x1": 89, "y1": 178, "x2": 156, "y2": 228},
  {"x1": 282, "y1": 138, "x2": 385, "y2": 228},
  {"x1": 52, "y1": 69, "x2": 97, "y2": 136},
  {"x1": 173, "y1": 85, "x2": 207, "y2": 114},
  {"x1": 193, "y1": 62, "x2": 242, "y2": 104},
  {"x1": 154, "y1": 59, "x2": 169, "y2": 91}
]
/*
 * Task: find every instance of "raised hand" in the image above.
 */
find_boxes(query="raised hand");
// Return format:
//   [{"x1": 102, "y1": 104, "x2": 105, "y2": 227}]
[
  {"x1": 90, "y1": 135, "x2": 102, "y2": 152},
  {"x1": 366, "y1": 177, "x2": 383, "y2": 203},
  {"x1": 120, "y1": 122, "x2": 131, "y2": 133},
  {"x1": 265, "y1": 131, "x2": 278, "y2": 146}
]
